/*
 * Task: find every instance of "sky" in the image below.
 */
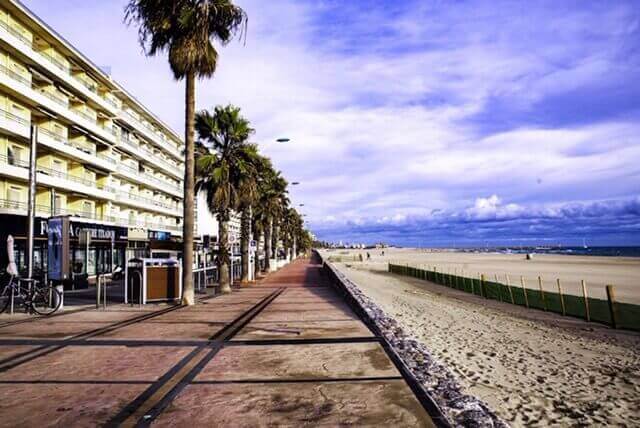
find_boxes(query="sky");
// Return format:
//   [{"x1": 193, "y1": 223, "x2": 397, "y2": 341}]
[{"x1": 23, "y1": 0, "x2": 640, "y2": 247}]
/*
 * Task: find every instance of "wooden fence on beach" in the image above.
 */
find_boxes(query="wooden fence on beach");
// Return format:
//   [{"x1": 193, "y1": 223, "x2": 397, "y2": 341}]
[{"x1": 388, "y1": 263, "x2": 640, "y2": 332}]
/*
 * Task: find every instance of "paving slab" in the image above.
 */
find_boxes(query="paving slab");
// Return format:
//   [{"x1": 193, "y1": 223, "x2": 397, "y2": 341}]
[
  {"x1": 0, "y1": 383, "x2": 148, "y2": 427},
  {"x1": 94, "y1": 321, "x2": 224, "y2": 340},
  {"x1": 197, "y1": 342, "x2": 399, "y2": 380},
  {"x1": 0, "y1": 345, "x2": 195, "y2": 382},
  {"x1": 233, "y1": 320, "x2": 373, "y2": 340},
  {"x1": 0, "y1": 345, "x2": 38, "y2": 362},
  {"x1": 152, "y1": 381, "x2": 434, "y2": 427},
  {"x1": 250, "y1": 309, "x2": 358, "y2": 322},
  {"x1": 0, "y1": 321, "x2": 116, "y2": 339}
]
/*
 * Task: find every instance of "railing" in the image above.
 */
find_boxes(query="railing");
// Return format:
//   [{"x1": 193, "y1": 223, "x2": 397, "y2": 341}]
[
  {"x1": 0, "y1": 153, "x2": 115, "y2": 192},
  {"x1": 116, "y1": 191, "x2": 179, "y2": 211},
  {"x1": 114, "y1": 131, "x2": 182, "y2": 176},
  {"x1": 0, "y1": 106, "x2": 29, "y2": 128},
  {"x1": 0, "y1": 20, "x2": 118, "y2": 108},
  {"x1": 0, "y1": 198, "x2": 183, "y2": 232},
  {"x1": 0, "y1": 198, "x2": 114, "y2": 222},
  {"x1": 0, "y1": 62, "x2": 31, "y2": 86},
  {"x1": 96, "y1": 152, "x2": 117, "y2": 164},
  {"x1": 120, "y1": 109, "x2": 181, "y2": 158},
  {"x1": 37, "y1": 88, "x2": 69, "y2": 108},
  {"x1": 71, "y1": 107, "x2": 98, "y2": 124},
  {"x1": 39, "y1": 126, "x2": 98, "y2": 157},
  {"x1": 0, "y1": 62, "x2": 70, "y2": 111},
  {"x1": 74, "y1": 76, "x2": 98, "y2": 94},
  {"x1": 114, "y1": 162, "x2": 181, "y2": 193}
]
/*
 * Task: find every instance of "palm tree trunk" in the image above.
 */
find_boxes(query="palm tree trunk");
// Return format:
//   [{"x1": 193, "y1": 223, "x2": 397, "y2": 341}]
[
  {"x1": 240, "y1": 208, "x2": 250, "y2": 284},
  {"x1": 218, "y1": 215, "x2": 231, "y2": 293},
  {"x1": 264, "y1": 219, "x2": 271, "y2": 272},
  {"x1": 253, "y1": 228, "x2": 262, "y2": 279},
  {"x1": 181, "y1": 71, "x2": 196, "y2": 305},
  {"x1": 271, "y1": 219, "x2": 280, "y2": 269}
]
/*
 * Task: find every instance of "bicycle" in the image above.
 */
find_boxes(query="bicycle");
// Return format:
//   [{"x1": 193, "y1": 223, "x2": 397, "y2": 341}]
[{"x1": 0, "y1": 275, "x2": 62, "y2": 316}]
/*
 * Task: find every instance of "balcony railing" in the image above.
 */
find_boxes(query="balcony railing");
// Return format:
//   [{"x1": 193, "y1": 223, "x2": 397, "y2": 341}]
[
  {"x1": 0, "y1": 20, "x2": 118, "y2": 108},
  {"x1": 0, "y1": 62, "x2": 70, "y2": 111},
  {"x1": 0, "y1": 198, "x2": 114, "y2": 222},
  {"x1": 116, "y1": 191, "x2": 179, "y2": 211},
  {"x1": 114, "y1": 161, "x2": 181, "y2": 193},
  {"x1": 0, "y1": 62, "x2": 31, "y2": 86},
  {"x1": 0, "y1": 198, "x2": 182, "y2": 231},
  {"x1": 112, "y1": 131, "x2": 182, "y2": 176},
  {"x1": 0, "y1": 106, "x2": 29, "y2": 127},
  {"x1": 120, "y1": 109, "x2": 181, "y2": 157},
  {"x1": 71, "y1": 107, "x2": 98, "y2": 124},
  {"x1": 0, "y1": 153, "x2": 115, "y2": 193}
]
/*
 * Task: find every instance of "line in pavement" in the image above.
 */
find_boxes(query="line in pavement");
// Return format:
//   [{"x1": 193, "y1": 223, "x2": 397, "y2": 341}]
[
  {"x1": 0, "y1": 291, "x2": 233, "y2": 371},
  {"x1": 0, "y1": 304, "x2": 184, "y2": 372},
  {"x1": 191, "y1": 376, "x2": 405, "y2": 385},
  {"x1": 109, "y1": 288, "x2": 285, "y2": 427}
]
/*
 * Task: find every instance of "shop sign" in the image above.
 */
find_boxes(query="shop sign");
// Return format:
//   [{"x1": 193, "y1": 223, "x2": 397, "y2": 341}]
[{"x1": 149, "y1": 230, "x2": 171, "y2": 241}]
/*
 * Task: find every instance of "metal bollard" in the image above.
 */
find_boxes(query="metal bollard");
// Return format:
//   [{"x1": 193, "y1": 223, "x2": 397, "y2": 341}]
[
  {"x1": 96, "y1": 275, "x2": 101, "y2": 309},
  {"x1": 103, "y1": 276, "x2": 107, "y2": 310}
]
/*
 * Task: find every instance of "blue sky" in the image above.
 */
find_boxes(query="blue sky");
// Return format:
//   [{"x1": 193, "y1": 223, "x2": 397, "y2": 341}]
[{"x1": 24, "y1": 0, "x2": 640, "y2": 246}]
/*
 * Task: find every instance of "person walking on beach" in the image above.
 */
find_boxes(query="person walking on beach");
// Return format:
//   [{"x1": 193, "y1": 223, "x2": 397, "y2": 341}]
[{"x1": 366, "y1": 252, "x2": 371, "y2": 261}]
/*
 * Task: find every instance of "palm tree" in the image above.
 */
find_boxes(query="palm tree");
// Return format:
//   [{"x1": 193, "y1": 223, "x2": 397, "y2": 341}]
[
  {"x1": 194, "y1": 105, "x2": 256, "y2": 293},
  {"x1": 239, "y1": 154, "x2": 271, "y2": 283},
  {"x1": 125, "y1": 0, "x2": 247, "y2": 305},
  {"x1": 265, "y1": 174, "x2": 289, "y2": 271}
]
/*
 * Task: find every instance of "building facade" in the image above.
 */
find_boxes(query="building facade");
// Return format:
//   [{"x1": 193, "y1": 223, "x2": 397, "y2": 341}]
[{"x1": 0, "y1": 0, "x2": 186, "y2": 283}]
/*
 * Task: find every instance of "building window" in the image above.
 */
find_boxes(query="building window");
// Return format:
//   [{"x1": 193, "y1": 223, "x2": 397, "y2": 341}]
[
  {"x1": 83, "y1": 201, "x2": 93, "y2": 218},
  {"x1": 54, "y1": 195, "x2": 63, "y2": 215},
  {"x1": 52, "y1": 159, "x2": 65, "y2": 174},
  {"x1": 7, "y1": 186, "x2": 22, "y2": 208},
  {"x1": 7, "y1": 145, "x2": 23, "y2": 166}
]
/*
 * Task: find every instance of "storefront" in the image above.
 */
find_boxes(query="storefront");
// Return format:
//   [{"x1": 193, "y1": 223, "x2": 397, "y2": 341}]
[{"x1": 0, "y1": 214, "x2": 127, "y2": 289}]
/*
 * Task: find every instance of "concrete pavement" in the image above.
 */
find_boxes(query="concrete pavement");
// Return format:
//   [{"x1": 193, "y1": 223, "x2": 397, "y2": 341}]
[{"x1": 0, "y1": 257, "x2": 435, "y2": 427}]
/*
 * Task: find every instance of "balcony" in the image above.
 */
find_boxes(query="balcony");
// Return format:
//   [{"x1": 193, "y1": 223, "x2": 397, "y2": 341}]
[
  {"x1": 0, "y1": 153, "x2": 116, "y2": 201},
  {"x1": 113, "y1": 161, "x2": 182, "y2": 197},
  {"x1": 0, "y1": 62, "x2": 116, "y2": 144},
  {"x1": 115, "y1": 190, "x2": 181, "y2": 216},
  {"x1": 0, "y1": 19, "x2": 117, "y2": 115},
  {"x1": 0, "y1": 198, "x2": 116, "y2": 223},
  {"x1": 110, "y1": 129, "x2": 183, "y2": 179},
  {"x1": 119, "y1": 109, "x2": 182, "y2": 159},
  {"x1": 123, "y1": 216, "x2": 181, "y2": 232},
  {"x1": 0, "y1": 106, "x2": 116, "y2": 172}
]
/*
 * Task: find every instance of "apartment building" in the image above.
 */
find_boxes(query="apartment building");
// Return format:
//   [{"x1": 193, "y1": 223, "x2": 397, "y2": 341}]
[{"x1": 0, "y1": 0, "x2": 186, "y2": 282}]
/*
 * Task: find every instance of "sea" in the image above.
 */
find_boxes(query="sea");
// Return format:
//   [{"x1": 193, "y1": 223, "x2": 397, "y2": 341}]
[{"x1": 461, "y1": 246, "x2": 640, "y2": 258}]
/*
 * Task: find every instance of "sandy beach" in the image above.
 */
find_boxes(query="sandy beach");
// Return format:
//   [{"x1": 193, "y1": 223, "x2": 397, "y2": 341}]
[
  {"x1": 324, "y1": 251, "x2": 640, "y2": 426},
  {"x1": 326, "y1": 248, "x2": 640, "y2": 304}
]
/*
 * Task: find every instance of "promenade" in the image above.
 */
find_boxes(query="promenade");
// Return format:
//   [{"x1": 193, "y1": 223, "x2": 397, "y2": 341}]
[{"x1": 0, "y1": 258, "x2": 435, "y2": 426}]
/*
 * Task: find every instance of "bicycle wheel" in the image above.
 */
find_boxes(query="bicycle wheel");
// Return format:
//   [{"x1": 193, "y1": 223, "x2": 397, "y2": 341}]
[
  {"x1": 0, "y1": 281, "x2": 23, "y2": 314},
  {"x1": 30, "y1": 286, "x2": 62, "y2": 316}
]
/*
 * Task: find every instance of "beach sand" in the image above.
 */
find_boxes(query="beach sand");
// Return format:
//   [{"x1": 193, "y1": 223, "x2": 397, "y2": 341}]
[
  {"x1": 327, "y1": 248, "x2": 640, "y2": 303},
  {"x1": 324, "y1": 251, "x2": 640, "y2": 426}
]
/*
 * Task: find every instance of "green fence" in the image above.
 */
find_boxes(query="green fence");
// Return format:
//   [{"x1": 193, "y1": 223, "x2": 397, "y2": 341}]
[{"x1": 388, "y1": 264, "x2": 640, "y2": 332}]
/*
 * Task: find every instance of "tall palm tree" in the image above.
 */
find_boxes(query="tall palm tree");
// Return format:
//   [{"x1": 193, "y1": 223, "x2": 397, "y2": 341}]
[
  {"x1": 194, "y1": 105, "x2": 256, "y2": 293},
  {"x1": 125, "y1": 0, "x2": 247, "y2": 305},
  {"x1": 265, "y1": 174, "x2": 289, "y2": 271},
  {"x1": 239, "y1": 154, "x2": 271, "y2": 283}
]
